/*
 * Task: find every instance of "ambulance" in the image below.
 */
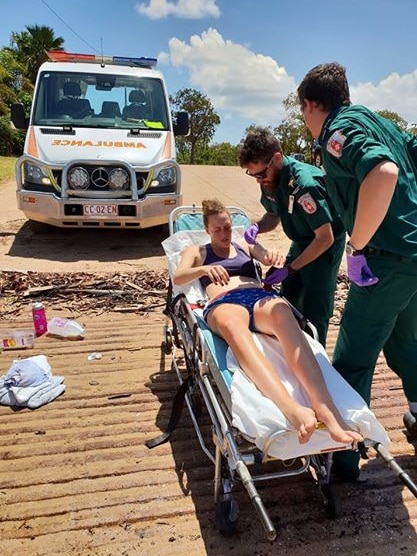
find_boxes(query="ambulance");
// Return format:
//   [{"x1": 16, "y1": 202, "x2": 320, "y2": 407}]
[{"x1": 11, "y1": 50, "x2": 189, "y2": 232}]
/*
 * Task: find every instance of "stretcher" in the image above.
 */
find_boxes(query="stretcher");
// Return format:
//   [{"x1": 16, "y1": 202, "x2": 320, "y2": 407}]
[{"x1": 147, "y1": 205, "x2": 417, "y2": 541}]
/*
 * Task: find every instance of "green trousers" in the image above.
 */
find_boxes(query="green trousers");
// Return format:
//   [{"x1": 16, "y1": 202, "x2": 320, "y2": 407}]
[
  {"x1": 280, "y1": 236, "x2": 345, "y2": 347},
  {"x1": 333, "y1": 254, "x2": 417, "y2": 473}
]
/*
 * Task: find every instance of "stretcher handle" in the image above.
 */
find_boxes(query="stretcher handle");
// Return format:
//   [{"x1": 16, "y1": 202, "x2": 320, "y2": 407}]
[
  {"x1": 235, "y1": 461, "x2": 277, "y2": 541},
  {"x1": 374, "y1": 442, "x2": 417, "y2": 498}
]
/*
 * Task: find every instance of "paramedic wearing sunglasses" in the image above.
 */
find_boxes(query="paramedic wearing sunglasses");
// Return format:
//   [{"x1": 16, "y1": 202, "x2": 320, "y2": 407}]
[
  {"x1": 297, "y1": 61, "x2": 417, "y2": 481},
  {"x1": 174, "y1": 198, "x2": 362, "y2": 446},
  {"x1": 239, "y1": 128, "x2": 345, "y2": 347}
]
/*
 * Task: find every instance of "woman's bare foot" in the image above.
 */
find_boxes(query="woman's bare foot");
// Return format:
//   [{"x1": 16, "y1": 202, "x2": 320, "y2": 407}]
[
  {"x1": 315, "y1": 403, "x2": 363, "y2": 444},
  {"x1": 287, "y1": 405, "x2": 318, "y2": 444}
]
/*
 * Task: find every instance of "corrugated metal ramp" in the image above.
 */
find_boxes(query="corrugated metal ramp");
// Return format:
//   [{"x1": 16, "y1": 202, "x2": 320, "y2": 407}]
[{"x1": 1, "y1": 313, "x2": 417, "y2": 555}]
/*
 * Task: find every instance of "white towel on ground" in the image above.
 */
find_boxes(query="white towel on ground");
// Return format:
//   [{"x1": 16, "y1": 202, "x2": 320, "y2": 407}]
[{"x1": 0, "y1": 355, "x2": 65, "y2": 409}]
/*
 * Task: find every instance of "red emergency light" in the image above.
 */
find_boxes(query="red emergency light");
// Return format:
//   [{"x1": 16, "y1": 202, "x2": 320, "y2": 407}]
[{"x1": 47, "y1": 51, "x2": 157, "y2": 69}]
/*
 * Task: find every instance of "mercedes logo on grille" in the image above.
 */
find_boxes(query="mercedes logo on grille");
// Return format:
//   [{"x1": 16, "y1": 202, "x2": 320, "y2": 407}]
[{"x1": 91, "y1": 167, "x2": 109, "y2": 188}]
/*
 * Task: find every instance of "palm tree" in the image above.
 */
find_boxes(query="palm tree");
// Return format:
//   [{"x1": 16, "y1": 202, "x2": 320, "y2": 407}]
[{"x1": 9, "y1": 25, "x2": 65, "y2": 84}]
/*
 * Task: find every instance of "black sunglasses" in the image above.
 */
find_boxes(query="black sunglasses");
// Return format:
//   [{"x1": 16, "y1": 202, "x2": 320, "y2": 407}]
[{"x1": 245, "y1": 155, "x2": 274, "y2": 179}]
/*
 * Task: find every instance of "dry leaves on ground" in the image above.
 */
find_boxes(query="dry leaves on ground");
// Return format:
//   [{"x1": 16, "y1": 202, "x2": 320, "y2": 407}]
[
  {"x1": 0, "y1": 269, "x2": 350, "y2": 322},
  {"x1": 0, "y1": 269, "x2": 170, "y2": 318}
]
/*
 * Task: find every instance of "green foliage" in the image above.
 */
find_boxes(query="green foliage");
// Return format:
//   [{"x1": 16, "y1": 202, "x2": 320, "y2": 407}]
[
  {"x1": 273, "y1": 93, "x2": 312, "y2": 159},
  {"x1": 0, "y1": 155, "x2": 18, "y2": 183},
  {"x1": 0, "y1": 115, "x2": 24, "y2": 156},
  {"x1": 0, "y1": 24, "x2": 63, "y2": 156},
  {"x1": 170, "y1": 88, "x2": 220, "y2": 164},
  {"x1": 197, "y1": 142, "x2": 239, "y2": 166},
  {"x1": 8, "y1": 25, "x2": 64, "y2": 84},
  {"x1": 376, "y1": 109, "x2": 407, "y2": 130}
]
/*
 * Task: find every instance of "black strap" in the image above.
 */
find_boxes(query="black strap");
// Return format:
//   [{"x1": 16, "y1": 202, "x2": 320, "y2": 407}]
[{"x1": 145, "y1": 376, "x2": 190, "y2": 449}]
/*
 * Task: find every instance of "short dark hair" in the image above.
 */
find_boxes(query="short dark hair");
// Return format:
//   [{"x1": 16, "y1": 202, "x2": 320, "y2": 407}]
[
  {"x1": 297, "y1": 62, "x2": 351, "y2": 111},
  {"x1": 238, "y1": 127, "x2": 282, "y2": 167}
]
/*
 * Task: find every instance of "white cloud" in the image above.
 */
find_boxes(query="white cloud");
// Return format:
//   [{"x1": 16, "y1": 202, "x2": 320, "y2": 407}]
[
  {"x1": 160, "y1": 28, "x2": 296, "y2": 127},
  {"x1": 351, "y1": 70, "x2": 417, "y2": 124},
  {"x1": 135, "y1": 0, "x2": 220, "y2": 20}
]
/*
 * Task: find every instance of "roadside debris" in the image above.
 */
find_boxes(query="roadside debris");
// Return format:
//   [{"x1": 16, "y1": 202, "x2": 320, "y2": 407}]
[
  {"x1": 0, "y1": 270, "x2": 169, "y2": 318},
  {"x1": 0, "y1": 269, "x2": 349, "y2": 324}
]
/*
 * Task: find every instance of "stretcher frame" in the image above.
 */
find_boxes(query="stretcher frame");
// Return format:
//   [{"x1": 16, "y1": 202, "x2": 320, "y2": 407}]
[{"x1": 149, "y1": 204, "x2": 417, "y2": 541}]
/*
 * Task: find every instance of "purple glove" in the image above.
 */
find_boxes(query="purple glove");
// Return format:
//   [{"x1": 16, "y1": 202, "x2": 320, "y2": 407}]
[
  {"x1": 346, "y1": 254, "x2": 379, "y2": 287},
  {"x1": 244, "y1": 223, "x2": 259, "y2": 245},
  {"x1": 263, "y1": 266, "x2": 289, "y2": 286}
]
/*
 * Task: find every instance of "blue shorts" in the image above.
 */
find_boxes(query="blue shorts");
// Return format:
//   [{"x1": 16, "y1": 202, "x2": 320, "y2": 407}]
[{"x1": 202, "y1": 287, "x2": 279, "y2": 332}]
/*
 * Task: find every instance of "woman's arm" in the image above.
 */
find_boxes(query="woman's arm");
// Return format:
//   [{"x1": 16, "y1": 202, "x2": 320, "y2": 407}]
[{"x1": 248, "y1": 242, "x2": 283, "y2": 267}]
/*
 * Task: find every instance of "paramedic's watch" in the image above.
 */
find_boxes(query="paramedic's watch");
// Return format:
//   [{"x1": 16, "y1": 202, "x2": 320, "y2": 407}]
[{"x1": 345, "y1": 242, "x2": 364, "y2": 256}]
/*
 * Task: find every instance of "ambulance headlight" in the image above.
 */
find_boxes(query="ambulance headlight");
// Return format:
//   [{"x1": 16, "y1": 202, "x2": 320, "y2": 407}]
[
  {"x1": 68, "y1": 166, "x2": 89, "y2": 189},
  {"x1": 23, "y1": 162, "x2": 51, "y2": 185},
  {"x1": 150, "y1": 166, "x2": 177, "y2": 187},
  {"x1": 108, "y1": 168, "x2": 130, "y2": 191}
]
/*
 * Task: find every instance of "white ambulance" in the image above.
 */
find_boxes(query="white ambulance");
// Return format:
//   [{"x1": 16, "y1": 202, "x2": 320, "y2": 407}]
[{"x1": 11, "y1": 51, "x2": 189, "y2": 232}]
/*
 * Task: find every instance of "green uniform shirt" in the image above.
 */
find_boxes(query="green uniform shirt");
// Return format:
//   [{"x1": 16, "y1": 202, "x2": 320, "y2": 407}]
[
  {"x1": 260, "y1": 156, "x2": 344, "y2": 245},
  {"x1": 319, "y1": 105, "x2": 417, "y2": 257}
]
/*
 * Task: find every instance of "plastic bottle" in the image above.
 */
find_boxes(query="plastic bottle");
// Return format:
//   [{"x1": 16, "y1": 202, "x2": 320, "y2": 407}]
[
  {"x1": 47, "y1": 317, "x2": 85, "y2": 340},
  {"x1": 32, "y1": 302, "x2": 48, "y2": 337},
  {"x1": 1, "y1": 329, "x2": 36, "y2": 350}
]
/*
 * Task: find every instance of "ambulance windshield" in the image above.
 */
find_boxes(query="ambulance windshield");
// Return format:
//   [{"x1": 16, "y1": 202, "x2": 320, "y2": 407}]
[{"x1": 32, "y1": 70, "x2": 170, "y2": 130}]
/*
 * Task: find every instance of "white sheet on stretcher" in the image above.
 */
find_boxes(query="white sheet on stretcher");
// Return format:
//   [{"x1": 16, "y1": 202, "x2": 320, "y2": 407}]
[
  {"x1": 227, "y1": 332, "x2": 390, "y2": 459},
  {"x1": 162, "y1": 227, "x2": 390, "y2": 460}
]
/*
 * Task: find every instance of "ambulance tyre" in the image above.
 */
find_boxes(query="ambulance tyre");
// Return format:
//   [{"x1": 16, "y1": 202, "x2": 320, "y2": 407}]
[{"x1": 28, "y1": 220, "x2": 52, "y2": 234}]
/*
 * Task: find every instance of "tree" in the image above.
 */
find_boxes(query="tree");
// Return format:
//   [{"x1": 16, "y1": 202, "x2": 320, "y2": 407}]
[
  {"x1": 8, "y1": 25, "x2": 64, "y2": 84},
  {"x1": 273, "y1": 93, "x2": 311, "y2": 158},
  {"x1": 170, "y1": 88, "x2": 220, "y2": 164},
  {"x1": 0, "y1": 48, "x2": 33, "y2": 155},
  {"x1": 375, "y1": 110, "x2": 407, "y2": 130},
  {"x1": 200, "y1": 142, "x2": 239, "y2": 166}
]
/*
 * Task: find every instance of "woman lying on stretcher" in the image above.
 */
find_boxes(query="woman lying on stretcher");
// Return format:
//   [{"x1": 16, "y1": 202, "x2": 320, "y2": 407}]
[{"x1": 174, "y1": 198, "x2": 363, "y2": 445}]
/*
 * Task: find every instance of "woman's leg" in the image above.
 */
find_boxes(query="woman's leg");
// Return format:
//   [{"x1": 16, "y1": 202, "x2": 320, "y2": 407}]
[
  {"x1": 207, "y1": 303, "x2": 318, "y2": 443},
  {"x1": 253, "y1": 297, "x2": 363, "y2": 444}
]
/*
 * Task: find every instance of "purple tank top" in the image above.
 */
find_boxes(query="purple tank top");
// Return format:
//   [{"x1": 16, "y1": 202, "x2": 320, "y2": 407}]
[{"x1": 199, "y1": 242, "x2": 259, "y2": 288}]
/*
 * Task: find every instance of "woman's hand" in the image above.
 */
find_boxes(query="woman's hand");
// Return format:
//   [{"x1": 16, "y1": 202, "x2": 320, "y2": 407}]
[{"x1": 204, "y1": 265, "x2": 230, "y2": 285}]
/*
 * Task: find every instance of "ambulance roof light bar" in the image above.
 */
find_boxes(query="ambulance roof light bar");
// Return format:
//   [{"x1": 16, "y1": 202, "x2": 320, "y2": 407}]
[{"x1": 47, "y1": 51, "x2": 157, "y2": 69}]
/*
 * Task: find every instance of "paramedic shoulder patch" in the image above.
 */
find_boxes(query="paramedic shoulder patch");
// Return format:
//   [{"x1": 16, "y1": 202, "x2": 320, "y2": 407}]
[
  {"x1": 326, "y1": 130, "x2": 346, "y2": 158},
  {"x1": 297, "y1": 192, "x2": 317, "y2": 214}
]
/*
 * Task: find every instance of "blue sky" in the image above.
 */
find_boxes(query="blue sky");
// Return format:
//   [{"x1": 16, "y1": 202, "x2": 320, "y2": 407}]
[{"x1": 2, "y1": 0, "x2": 417, "y2": 144}]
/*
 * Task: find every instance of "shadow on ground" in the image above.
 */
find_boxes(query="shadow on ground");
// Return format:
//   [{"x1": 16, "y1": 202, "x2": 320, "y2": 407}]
[{"x1": 6, "y1": 221, "x2": 167, "y2": 264}]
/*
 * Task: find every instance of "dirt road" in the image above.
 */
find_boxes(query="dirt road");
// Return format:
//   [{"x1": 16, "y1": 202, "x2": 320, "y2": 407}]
[{"x1": 0, "y1": 166, "x2": 416, "y2": 555}]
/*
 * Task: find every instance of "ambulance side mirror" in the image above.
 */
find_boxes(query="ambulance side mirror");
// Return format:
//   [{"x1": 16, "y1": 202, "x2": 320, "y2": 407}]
[
  {"x1": 173, "y1": 111, "x2": 189, "y2": 136},
  {"x1": 11, "y1": 103, "x2": 28, "y2": 130}
]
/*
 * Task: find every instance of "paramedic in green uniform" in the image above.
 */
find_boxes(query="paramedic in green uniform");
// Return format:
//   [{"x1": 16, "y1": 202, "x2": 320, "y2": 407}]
[
  {"x1": 239, "y1": 128, "x2": 345, "y2": 347},
  {"x1": 298, "y1": 62, "x2": 417, "y2": 481}
]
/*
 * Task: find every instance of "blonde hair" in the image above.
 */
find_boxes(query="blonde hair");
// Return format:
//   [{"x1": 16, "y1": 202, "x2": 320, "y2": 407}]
[{"x1": 202, "y1": 198, "x2": 230, "y2": 227}]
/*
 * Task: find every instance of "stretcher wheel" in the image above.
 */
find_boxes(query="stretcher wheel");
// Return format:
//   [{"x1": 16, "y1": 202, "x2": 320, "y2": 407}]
[
  {"x1": 186, "y1": 381, "x2": 202, "y2": 419},
  {"x1": 403, "y1": 411, "x2": 417, "y2": 442},
  {"x1": 320, "y1": 483, "x2": 340, "y2": 519},
  {"x1": 215, "y1": 498, "x2": 239, "y2": 537},
  {"x1": 162, "y1": 327, "x2": 173, "y2": 354}
]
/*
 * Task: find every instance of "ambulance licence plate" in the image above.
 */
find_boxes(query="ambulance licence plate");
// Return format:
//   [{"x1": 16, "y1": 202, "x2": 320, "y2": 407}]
[{"x1": 83, "y1": 204, "x2": 118, "y2": 217}]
